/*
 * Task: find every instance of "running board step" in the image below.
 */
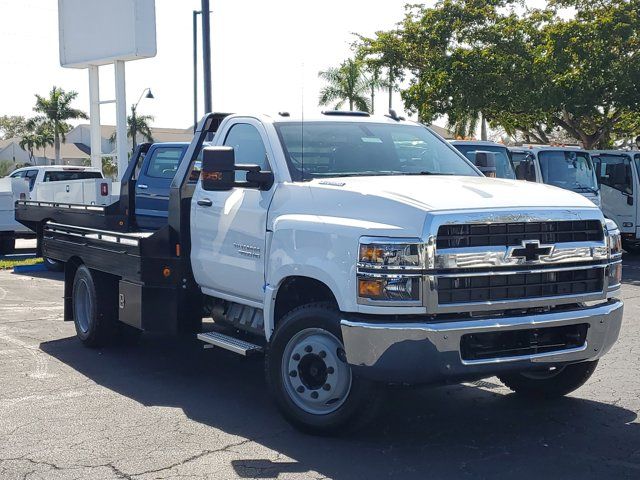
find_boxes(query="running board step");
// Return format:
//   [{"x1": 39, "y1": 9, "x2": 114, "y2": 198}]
[{"x1": 197, "y1": 332, "x2": 263, "y2": 356}]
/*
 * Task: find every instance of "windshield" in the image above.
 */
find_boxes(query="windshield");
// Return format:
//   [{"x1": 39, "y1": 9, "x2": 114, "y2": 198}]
[
  {"x1": 274, "y1": 122, "x2": 479, "y2": 180},
  {"x1": 538, "y1": 151, "x2": 598, "y2": 193},
  {"x1": 452, "y1": 144, "x2": 516, "y2": 179},
  {"x1": 43, "y1": 171, "x2": 102, "y2": 182}
]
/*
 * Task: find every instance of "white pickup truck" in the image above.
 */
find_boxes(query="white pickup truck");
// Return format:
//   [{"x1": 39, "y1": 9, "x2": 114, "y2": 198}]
[
  {"x1": 1, "y1": 166, "x2": 110, "y2": 257},
  {"x1": 16, "y1": 112, "x2": 624, "y2": 434}
]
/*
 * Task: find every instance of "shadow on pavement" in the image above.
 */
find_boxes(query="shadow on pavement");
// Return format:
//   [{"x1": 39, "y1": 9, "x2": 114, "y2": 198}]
[
  {"x1": 39, "y1": 334, "x2": 640, "y2": 479},
  {"x1": 622, "y1": 252, "x2": 640, "y2": 286},
  {"x1": 11, "y1": 269, "x2": 63, "y2": 280}
]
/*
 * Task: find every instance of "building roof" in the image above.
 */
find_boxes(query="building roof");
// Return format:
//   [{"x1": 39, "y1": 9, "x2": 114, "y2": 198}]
[{"x1": 32, "y1": 142, "x2": 90, "y2": 160}]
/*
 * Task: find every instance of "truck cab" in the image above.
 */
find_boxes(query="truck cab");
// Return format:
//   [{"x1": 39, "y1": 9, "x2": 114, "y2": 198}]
[
  {"x1": 133, "y1": 142, "x2": 189, "y2": 230},
  {"x1": 509, "y1": 146, "x2": 601, "y2": 207},
  {"x1": 449, "y1": 140, "x2": 517, "y2": 179},
  {"x1": 592, "y1": 150, "x2": 640, "y2": 249}
]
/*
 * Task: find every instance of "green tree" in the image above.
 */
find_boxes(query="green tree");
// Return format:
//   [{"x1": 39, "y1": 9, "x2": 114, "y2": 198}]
[
  {"x1": 356, "y1": 30, "x2": 405, "y2": 110},
  {"x1": 0, "y1": 115, "x2": 28, "y2": 140},
  {"x1": 318, "y1": 58, "x2": 371, "y2": 112},
  {"x1": 19, "y1": 119, "x2": 54, "y2": 163},
  {"x1": 110, "y1": 106, "x2": 155, "y2": 153},
  {"x1": 360, "y1": 0, "x2": 640, "y2": 148},
  {"x1": 33, "y1": 86, "x2": 87, "y2": 165}
]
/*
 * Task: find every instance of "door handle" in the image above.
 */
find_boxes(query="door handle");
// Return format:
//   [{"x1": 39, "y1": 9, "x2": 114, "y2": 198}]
[
  {"x1": 197, "y1": 198, "x2": 213, "y2": 207},
  {"x1": 137, "y1": 184, "x2": 148, "y2": 189}
]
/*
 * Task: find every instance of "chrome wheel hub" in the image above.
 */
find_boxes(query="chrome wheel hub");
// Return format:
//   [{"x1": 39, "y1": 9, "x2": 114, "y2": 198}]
[{"x1": 282, "y1": 328, "x2": 352, "y2": 415}]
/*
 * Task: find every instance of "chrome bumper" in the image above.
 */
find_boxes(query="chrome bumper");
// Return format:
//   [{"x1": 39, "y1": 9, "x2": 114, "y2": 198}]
[{"x1": 340, "y1": 299, "x2": 623, "y2": 384}]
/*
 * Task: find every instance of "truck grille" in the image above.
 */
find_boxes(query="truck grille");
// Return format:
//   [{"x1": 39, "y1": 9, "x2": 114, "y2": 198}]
[
  {"x1": 436, "y1": 220, "x2": 603, "y2": 249},
  {"x1": 438, "y1": 267, "x2": 604, "y2": 305},
  {"x1": 460, "y1": 323, "x2": 589, "y2": 361}
]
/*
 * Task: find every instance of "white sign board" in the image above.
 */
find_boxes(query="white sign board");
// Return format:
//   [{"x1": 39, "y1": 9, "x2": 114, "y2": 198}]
[{"x1": 58, "y1": 0, "x2": 156, "y2": 68}]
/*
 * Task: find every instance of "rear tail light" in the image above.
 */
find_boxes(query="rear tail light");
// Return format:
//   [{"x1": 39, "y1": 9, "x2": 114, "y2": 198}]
[{"x1": 100, "y1": 183, "x2": 109, "y2": 196}]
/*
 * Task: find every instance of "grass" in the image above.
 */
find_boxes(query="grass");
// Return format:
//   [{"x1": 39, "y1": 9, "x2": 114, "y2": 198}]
[{"x1": 0, "y1": 257, "x2": 43, "y2": 270}]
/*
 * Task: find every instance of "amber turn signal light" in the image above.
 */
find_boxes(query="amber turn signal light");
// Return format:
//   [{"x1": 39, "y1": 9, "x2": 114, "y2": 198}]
[{"x1": 358, "y1": 278, "x2": 384, "y2": 298}]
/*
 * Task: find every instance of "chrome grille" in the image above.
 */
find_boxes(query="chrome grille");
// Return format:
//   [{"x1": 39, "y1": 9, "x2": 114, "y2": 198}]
[
  {"x1": 436, "y1": 220, "x2": 603, "y2": 249},
  {"x1": 438, "y1": 267, "x2": 605, "y2": 305}
]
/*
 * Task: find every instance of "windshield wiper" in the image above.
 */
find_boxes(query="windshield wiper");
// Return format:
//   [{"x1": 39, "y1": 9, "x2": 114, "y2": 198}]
[{"x1": 401, "y1": 171, "x2": 455, "y2": 176}]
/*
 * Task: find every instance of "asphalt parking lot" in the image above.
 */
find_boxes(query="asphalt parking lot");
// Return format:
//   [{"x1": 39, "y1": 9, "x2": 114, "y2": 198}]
[{"x1": 0, "y1": 250, "x2": 639, "y2": 479}]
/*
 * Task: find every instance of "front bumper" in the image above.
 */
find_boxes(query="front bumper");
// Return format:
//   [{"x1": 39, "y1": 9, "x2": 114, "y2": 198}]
[{"x1": 340, "y1": 299, "x2": 623, "y2": 384}]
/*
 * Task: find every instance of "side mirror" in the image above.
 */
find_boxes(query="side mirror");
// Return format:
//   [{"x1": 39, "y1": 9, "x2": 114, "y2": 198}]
[
  {"x1": 202, "y1": 146, "x2": 235, "y2": 191},
  {"x1": 610, "y1": 163, "x2": 627, "y2": 187},
  {"x1": 201, "y1": 146, "x2": 275, "y2": 192},
  {"x1": 473, "y1": 151, "x2": 497, "y2": 178}
]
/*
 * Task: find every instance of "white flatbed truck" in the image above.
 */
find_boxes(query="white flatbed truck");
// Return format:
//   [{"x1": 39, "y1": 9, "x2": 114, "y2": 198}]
[{"x1": 16, "y1": 112, "x2": 624, "y2": 434}]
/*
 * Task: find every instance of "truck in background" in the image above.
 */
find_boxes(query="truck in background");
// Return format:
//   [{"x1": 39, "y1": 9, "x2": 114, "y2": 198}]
[
  {"x1": 450, "y1": 140, "x2": 517, "y2": 179},
  {"x1": 592, "y1": 150, "x2": 640, "y2": 251},
  {"x1": 509, "y1": 146, "x2": 601, "y2": 207},
  {"x1": 16, "y1": 112, "x2": 623, "y2": 435},
  {"x1": 1, "y1": 166, "x2": 107, "y2": 263}
]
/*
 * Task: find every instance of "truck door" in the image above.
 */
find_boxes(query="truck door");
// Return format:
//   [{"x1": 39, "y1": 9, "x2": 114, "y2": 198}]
[
  {"x1": 191, "y1": 120, "x2": 275, "y2": 303},
  {"x1": 596, "y1": 153, "x2": 635, "y2": 233},
  {"x1": 135, "y1": 145, "x2": 187, "y2": 230}
]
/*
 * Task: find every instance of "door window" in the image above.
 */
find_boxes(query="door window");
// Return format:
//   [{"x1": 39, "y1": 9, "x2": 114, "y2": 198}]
[
  {"x1": 223, "y1": 123, "x2": 269, "y2": 181},
  {"x1": 145, "y1": 147, "x2": 185, "y2": 179},
  {"x1": 24, "y1": 170, "x2": 38, "y2": 190},
  {"x1": 597, "y1": 154, "x2": 632, "y2": 194},
  {"x1": 9, "y1": 170, "x2": 25, "y2": 178}
]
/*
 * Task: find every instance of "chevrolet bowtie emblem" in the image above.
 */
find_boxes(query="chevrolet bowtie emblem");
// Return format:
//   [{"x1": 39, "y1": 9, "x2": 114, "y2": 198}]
[{"x1": 508, "y1": 240, "x2": 554, "y2": 261}]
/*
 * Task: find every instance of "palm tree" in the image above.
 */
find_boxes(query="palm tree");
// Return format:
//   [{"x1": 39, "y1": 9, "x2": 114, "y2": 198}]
[
  {"x1": 33, "y1": 87, "x2": 87, "y2": 165},
  {"x1": 19, "y1": 133, "x2": 39, "y2": 163},
  {"x1": 448, "y1": 112, "x2": 488, "y2": 140},
  {"x1": 110, "y1": 106, "x2": 155, "y2": 154},
  {"x1": 318, "y1": 59, "x2": 371, "y2": 112},
  {"x1": 364, "y1": 64, "x2": 387, "y2": 115}
]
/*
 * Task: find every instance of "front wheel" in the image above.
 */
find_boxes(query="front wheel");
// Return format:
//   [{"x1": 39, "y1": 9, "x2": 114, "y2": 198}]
[
  {"x1": 498, "y1": 360, "x2": 598, "y2": 399},
  {"x1": 266, "y1": 302, "x2": 382, "y2": 435}
]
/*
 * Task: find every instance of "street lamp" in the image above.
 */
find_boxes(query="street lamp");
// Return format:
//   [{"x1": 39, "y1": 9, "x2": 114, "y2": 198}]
[{"x1": 131, "y1": 87, "x2": 154, "y2": 152}]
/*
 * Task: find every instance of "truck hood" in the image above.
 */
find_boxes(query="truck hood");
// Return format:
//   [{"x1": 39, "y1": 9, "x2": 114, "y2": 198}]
[
  {"x1": 269, "y1": 175, "x2": 602, "y2": 249},
  {"x1": 306, "y1": 175, "x2": 598, "y2": 211}
]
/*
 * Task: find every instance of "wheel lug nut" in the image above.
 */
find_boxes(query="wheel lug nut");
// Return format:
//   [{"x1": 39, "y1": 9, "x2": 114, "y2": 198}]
[
  {"x1": 323, "y1": 384, "x2": 331, "y2": 391},
  {"x1": 297, "y1": 386, "x2": 305, "y2": 393},
  {"x1": 311, "y1": 391, "x2": 319, "y2": 399},
  {"x1": 327, "y1": 367, "x2": 334, "y2": 374},
  {"x1": 319, "y1": 350, "x2": 326, "y2": 358},
  {"x1": 304, "y1": 345, "x2": 313, "y2": 353},
  {"x1": 289, "y1": 370, "x2": 297, "y2": 377},
  {"x1": 292, "y1": 353, "x2": 300, "y2": 361}
]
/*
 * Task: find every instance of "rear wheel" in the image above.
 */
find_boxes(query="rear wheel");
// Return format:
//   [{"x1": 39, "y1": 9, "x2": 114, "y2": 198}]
[
  {"x1": 72, "y1": 265, "x2": 116, "y2": 347},
  {"x1": 498, "y1": 360, "x2": 598, "y2": 399},
  {"x1": 0, "y1": 236, "x2": 15, "y2": 255},
  {"x1": 266, "y1": 302, "x2": 382, "y2": 435}
]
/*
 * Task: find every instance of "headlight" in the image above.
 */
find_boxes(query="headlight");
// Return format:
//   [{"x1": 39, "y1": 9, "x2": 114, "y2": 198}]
[
  {"x1": 358, "y1": 239, "x2": 423, "y2": 304},
  {"x1": 605, "y1": 219, "x2": 622, "y2": 258},
  {"x1": 359, "y1": 242, "x2": 421, "y2": 268}
]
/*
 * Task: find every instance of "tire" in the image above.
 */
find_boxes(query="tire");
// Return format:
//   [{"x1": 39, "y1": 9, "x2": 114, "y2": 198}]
[
  {"x1": 623, "y1": 241, "x2": 640, "y2": 255},
  {"x1": 43, "y1": 257, "x2": 64, "y2": 272},
  {"x1": 265, "y1": 302, "x2": 383, "y2": 435},
  {"x1": 498, "y1": 360, "x2": 599, "y2": 399},
  {"x1": 0, "y1": 236, "x2": 15, "y2": 255},
  {"x1": 72, "y1": 265, "x2": 117, "y2": 347}
]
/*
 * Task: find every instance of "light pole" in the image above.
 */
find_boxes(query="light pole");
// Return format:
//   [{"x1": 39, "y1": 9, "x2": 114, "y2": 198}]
[
  {"x1": 193, "y1": 10, "x2": 201, "y2": 133},
  {"x1": 131, "y1": 87, "x2": 154, "y2": 153}
]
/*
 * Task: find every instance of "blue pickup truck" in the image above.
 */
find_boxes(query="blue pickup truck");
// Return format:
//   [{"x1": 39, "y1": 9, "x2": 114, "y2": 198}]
[{"x1": 134, "y1": 142, "x2": 189, "y2": 230}]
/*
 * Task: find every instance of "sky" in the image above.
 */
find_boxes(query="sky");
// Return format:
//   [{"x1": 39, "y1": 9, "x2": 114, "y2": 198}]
[{"x1": 0, "y1": 0, "x2": 548, "y2": 130}]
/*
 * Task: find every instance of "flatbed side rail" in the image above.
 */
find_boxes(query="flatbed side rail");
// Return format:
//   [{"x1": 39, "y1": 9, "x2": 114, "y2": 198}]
[
  {"x1": 44, "y1": 222, "x2": 152, "y2": 247},
  {"x1": 17, "y1": 200, "x2": 106, "y2": 212}
]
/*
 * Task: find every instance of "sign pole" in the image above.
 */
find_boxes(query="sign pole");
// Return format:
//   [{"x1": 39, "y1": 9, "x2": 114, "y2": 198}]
[
  {"x1": 114, "y1": 60, "x2": 128, "y2": 180},
  {"x1": 88, "y1": 65, "x2": 102, "y2": 170}
]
